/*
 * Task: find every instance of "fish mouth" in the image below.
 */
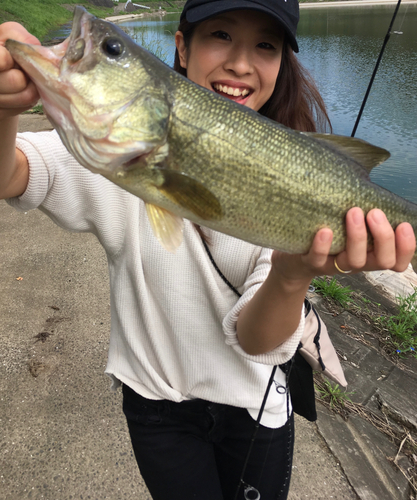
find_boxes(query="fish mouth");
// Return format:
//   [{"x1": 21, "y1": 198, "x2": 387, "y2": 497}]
[
  {"x1": 5, "y1": 7, "x2": 92, "y2": 88},
  {"x1": 5, "y1": 7, "x2": 94, "y2": 124},
  {"x1": 212, "y1": 82, "x2": 253, "y2": 104},
  {"x1": 5, "y1": 7, "x2": 155, "y2": 173}
]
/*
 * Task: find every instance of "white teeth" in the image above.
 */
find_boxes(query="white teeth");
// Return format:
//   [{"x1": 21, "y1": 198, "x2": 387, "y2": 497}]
[{"x1": 213, "y1": 83, "x2": 250, "y2": 98}]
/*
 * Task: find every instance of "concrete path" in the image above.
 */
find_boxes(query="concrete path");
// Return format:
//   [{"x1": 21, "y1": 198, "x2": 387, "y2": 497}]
[{"x1": 1, "y1": 114, "x2": 416, "y2": 499}]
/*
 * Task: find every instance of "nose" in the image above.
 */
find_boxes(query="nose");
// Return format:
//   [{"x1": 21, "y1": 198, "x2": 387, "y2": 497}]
[{"x1": 223, "y1": 45, "x2": 254, "y2": 76}]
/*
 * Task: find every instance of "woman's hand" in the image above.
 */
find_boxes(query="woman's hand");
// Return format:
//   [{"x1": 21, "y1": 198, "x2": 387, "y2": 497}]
[
  {"x1": 238, "y1": 208, "x2": 415, "y2": 355},
  {"x1": 0, "y1": 22, "x2": 40, "y2": 119},
  {"x1": 0, "y1": 22, "x2": 37, "y2": 198},
  {"x1": 271, "y1": 207, "x2": 416, "y2": 283}
]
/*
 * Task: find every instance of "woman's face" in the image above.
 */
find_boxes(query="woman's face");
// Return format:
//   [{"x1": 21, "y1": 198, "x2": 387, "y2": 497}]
[{"x1": 175, "y1": 10, "x2": 284, "y2": 112}]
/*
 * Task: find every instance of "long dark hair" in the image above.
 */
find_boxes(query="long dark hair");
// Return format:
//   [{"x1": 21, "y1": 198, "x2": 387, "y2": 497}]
[{"x1": 173, "y1": 18, "x2": 331, "y2": 133}]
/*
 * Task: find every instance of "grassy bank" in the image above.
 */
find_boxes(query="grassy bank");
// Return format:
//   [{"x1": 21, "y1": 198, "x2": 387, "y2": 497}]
[
  {"x1": 0, "y1": 0, "x2": 116, "y2": 40},
  {"x1": 0, "y1": 1, "x2": 187, "y2": 41}
]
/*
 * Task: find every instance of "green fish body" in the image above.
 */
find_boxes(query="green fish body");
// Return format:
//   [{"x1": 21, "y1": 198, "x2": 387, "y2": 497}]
[{"x1": 6, "y1": 7, "x2": 417, "y2": 263}]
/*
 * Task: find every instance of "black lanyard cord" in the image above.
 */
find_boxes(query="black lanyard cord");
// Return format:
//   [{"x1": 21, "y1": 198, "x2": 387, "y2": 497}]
[
  {"x1": 200, "y1": 237, "x2": 285, "y2": 499},
  {"x1": 201, "y1": 238, "x2": 242, "y2": 297},
  {"x1": 233, "y1": 365, "x2": 278, "y2": 500}
]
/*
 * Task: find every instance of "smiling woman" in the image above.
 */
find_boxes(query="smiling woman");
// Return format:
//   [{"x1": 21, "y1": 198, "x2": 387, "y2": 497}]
[
  {"x1": 0, "y1": 1, "x2": 416, "y2": 500},
  {"x1": 174, "y1": 5, "x2": 331, "y2": 131},
  {"x1": 175, "y1": 10, "x2": 285, "y2": 111}
]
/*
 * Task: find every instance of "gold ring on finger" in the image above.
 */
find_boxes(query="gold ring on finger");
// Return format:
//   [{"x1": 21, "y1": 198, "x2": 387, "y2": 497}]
[{"x1": 334, "y1": 257, "x2": 352, "y2": 274}]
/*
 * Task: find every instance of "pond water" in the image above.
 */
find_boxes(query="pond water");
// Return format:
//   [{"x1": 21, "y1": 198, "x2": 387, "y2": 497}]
[
  {"x1": 118, "y1": 6, "x2": 417, "y2": 202},
  {"x1": 119, "y1": 5, "x2": 417, "y2": 203},
  {"x1": 47, "y1": 6, "x2": 416, "y2": 202},
  {"x1": 298, "y1": 5, "x2": 417, "y2": 203}
]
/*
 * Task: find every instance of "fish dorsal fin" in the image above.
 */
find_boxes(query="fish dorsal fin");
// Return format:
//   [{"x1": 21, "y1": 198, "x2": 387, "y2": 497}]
[
  {"x1": 305, "y1": 132, "x2": 390, "y2": 172},
  {"x1": 145, "y1": 203, "x2": 184, "y2": 253},
  {"x1": 152, "y1": 169, "x2": 223, "y2": 221}
]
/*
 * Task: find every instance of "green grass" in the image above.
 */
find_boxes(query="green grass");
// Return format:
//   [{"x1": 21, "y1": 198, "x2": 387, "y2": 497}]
[
  {"x1": 315, "y1": 378, "x2": 354, "y2": 410},
  {"x1": 0, "y1": 1, "x2": 116, "y2": 41},
  {"x1": 23, "y1": 103, "x2": 44, "y2": 114},
  {"x1": 0, "y1": 1, "x2": 185, "y2": 42},
  {"x1": 312, "y1": 275, "x2": 417, "y2": 359},
  {"x1": 378, "y1": 288, "x2": 417, "y2": 358},
  {"x1": 312, "y1": 276, "x2": 354, "y2": 308}
]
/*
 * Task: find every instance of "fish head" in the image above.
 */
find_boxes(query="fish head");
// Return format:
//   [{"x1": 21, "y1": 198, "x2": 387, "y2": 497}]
[{"x1": 6, "y1": 7, "x2": 171, "y2": 174}]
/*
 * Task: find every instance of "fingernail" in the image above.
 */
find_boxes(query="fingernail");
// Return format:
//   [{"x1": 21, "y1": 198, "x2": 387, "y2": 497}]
[
  {"x1": 319, "y1": 230, "x2": 332, "y2": 243},
  {"x1": 370, "y1": 209, "x2": 384, "y2": 224},
  {"x1": 352, "y1": 209, "x2": 363, "y2": 225},
  {"x1": 401, "y1": 224, "x2": 414, "y2": 238}
]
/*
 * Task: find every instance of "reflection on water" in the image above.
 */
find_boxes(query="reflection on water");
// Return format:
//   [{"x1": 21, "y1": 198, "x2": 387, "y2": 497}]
[
  {"x1": 120, "y1": 14, "x2": 179, "y2": 66},
  {"x1": 297, "y1": 5, "x2": 417, "y2": 202},
  {"x1": 120, "y1": 7, "x2": 416, "y2": 202}
]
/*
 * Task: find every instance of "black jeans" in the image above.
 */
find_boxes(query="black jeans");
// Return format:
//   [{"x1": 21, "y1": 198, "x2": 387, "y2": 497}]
[{"x1": 122, "y1": 384, "x2": 294, "y2": 500}]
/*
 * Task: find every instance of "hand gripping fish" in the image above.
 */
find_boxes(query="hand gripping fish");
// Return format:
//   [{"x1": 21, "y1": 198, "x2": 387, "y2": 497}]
[{"x1": 6, "y1": 7, "x2": 417, "y2": 262}]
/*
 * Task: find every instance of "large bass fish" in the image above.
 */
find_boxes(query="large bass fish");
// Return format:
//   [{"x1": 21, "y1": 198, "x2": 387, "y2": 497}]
[{"x1": 6, "y1": 7, "x2": 417, "y2": 262}]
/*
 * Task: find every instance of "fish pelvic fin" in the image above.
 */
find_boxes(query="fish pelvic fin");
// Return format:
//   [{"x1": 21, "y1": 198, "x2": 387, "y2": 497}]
[
  {"x1": 145, "y1": 203, "x2": 184, "y2": 253},
  {"x1": 153, "y1": 169, "x2": 223, "y2": 221},
  {"x1": 305, "y1": 133, "x2": 390, "y2": 173},
  {"x1": 144, "y1": 171, "x2": 222, "y2": 252}
]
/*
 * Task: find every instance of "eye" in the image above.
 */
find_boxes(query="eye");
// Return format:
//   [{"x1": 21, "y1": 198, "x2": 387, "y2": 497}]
[
  {"x1": 257, "y1": 42, "x2": 276, "y2": 50},
  {"x1": 102, "y1": 37, "x2": 124, "y2": 58},
  {"x1": 211, "y1": 30, "x2": 231, "y2": 41}
]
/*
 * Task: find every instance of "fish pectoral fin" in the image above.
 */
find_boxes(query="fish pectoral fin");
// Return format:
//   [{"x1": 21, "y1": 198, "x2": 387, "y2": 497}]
[
  {"x1": 305, "y1": 133, "x2": 390, "y2": 172},
  {"x1": 155, "y1": 170, "x2": 223, "y2": 221},
  {"x1": 145, "y1": 203, "x2": 184, "y2": 253}
]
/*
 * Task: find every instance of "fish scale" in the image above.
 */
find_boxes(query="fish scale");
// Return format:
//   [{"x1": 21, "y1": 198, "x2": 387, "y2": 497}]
[{"x1": 6, "y1": 6, "x2": 417, "y2": 260}]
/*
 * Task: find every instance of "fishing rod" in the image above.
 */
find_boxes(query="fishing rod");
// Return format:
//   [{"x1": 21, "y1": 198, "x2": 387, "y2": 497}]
[{"x1": 351, "y1": 0, "x2": 402, "y2": 137}]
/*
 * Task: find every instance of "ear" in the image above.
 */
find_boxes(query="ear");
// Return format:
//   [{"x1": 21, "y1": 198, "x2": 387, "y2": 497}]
[{"x1": 175, "y1": 31, "x2": 187, "y2": 69}]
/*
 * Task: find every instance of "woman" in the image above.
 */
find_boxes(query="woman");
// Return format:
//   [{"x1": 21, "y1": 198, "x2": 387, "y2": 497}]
[{"x1": 0, "y1": 0, "x2": 414, "y2": 499}]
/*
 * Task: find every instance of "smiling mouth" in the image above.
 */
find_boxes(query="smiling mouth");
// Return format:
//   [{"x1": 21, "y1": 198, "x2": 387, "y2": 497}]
[{"x1": 212, "y1": 83, "x2": 251, "y2": 100}]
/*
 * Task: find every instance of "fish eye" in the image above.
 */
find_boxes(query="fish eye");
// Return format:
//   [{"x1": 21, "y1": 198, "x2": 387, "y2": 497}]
[{"x1": 102, "y1": 37, "x2": 124, "y2": 58}]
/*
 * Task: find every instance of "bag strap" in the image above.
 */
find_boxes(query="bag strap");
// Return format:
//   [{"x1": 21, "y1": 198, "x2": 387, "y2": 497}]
[
  {"x1": 304, "y1": 297, "x2": 325, "y2": 371},
  {"x1": 312, "y1": 305, "x2": 326, "y2": 371}
]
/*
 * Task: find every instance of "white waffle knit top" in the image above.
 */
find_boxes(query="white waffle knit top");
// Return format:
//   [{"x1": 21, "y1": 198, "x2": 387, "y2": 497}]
[{"x1": 8, "y1": 130, "x2": 304, "y2": 428}]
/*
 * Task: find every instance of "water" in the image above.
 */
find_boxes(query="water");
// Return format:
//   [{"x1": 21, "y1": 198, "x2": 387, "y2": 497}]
[
  {"x1": 54, "y1": 7, "x2": 416, "y2": 202},
  {"x1": 119, "y1": 6, "x2": 417, "y2": 202},
  {"x1": 297, "y1": 5, "x2": 417, "y2": 203},
  {"x1": 119, "y1": 13, "x2": 180, "y2": 64}
]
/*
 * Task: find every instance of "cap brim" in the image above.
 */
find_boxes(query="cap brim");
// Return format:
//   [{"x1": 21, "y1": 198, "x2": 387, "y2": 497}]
[{"x1": 185, "y1": 1, "x2": 299, "y2": 52}]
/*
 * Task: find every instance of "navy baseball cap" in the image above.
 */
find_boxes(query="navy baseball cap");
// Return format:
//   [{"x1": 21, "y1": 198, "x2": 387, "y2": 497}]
[{"x1": 180, "y1": 0, "x2": 299, "y2": 52}]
